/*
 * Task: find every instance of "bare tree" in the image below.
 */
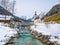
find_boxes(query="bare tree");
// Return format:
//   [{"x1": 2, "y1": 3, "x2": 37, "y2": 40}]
[
  {"x1": 1, "y1": 0, "x2": 16, "y2": 14},
  {"x1": 0, "y1": 0, "x2": 16, "y2": 22},
  {"x1": 8, "y1": 0, "x2": 16, "y2": 14},
  {"x1": 1, "y1": 0, "x2": 9, "y2": 21},
  {"x1": 39, "y1": 12, "x2": 45, "y2": 19},
  {"x1": 1, "y1": 0, "x2": 9, "y2": 9}
]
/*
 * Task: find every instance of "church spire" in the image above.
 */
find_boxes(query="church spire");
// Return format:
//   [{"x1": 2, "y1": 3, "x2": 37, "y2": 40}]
[
  {"x1": 35, "y1": 11, "x2": 37, "y2": 15},
  {"x1": 34, "y1": 11, "x2": 39, "y2": 20}
]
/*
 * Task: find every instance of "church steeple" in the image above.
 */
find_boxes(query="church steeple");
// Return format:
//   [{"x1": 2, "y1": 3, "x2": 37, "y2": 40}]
[
  {"x1": 35, "y1": 11, "x2": 37, "y2": 15},
  {"x1": 34, "y1": 11, "x2": 39, "y2": 20},
  {"x1": 34, "y1": 11, "x2": 37, "y2": 20}
]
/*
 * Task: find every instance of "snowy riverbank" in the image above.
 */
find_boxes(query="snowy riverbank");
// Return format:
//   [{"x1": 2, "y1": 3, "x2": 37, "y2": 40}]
[
  {"x1": 0, "y1": 23, "x2": 19, "y2": 45},
  {"x1": 31, "y1": 23, "x2": 60, "y2": 45}
]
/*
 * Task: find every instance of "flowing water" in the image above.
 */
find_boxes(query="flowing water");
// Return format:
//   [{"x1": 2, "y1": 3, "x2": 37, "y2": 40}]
[{"x1": 14, "y1": 28, "x2": 43, "y2": 45}]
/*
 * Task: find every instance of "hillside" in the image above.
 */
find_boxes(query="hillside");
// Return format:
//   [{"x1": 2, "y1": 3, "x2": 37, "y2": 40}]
[
  {"x1": 42, "y1": 4, "x2": 60, "y2": 20},
  {"x1": 43, "y1": 12, "x2": 60, "y2": 23}
]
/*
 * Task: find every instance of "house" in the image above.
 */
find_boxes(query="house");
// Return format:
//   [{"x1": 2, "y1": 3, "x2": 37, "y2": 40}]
[
  {"x1": 0, "y1": 6, "x2": 14, "y2": 23},
  {"x1": 0, "y1": 6, "x2": 23, "y2": 28}
]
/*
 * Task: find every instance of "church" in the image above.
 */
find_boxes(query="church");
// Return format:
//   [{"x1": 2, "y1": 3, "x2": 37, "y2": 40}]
[{"x1": 33, "y1": 11, "x2": 42, "y2": 25}]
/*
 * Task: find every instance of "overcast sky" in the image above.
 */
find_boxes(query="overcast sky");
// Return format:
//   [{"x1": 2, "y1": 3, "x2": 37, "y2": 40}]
[{"x1": 11, "y1": 0, "x2": 60, "y2": 18}]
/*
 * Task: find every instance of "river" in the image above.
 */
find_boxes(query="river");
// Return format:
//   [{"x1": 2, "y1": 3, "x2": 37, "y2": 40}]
[{"x1": 13, "y1": 28, "x2": 44, "y2": 45}]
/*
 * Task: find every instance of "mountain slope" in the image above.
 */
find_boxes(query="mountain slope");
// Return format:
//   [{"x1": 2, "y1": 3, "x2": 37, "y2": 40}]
[
  {"x1": 42, "y1": 4, "x2": 60, "y2": 20},
  {"x1": 43, "y1": 12, "x2": 60, "y2": 23}
]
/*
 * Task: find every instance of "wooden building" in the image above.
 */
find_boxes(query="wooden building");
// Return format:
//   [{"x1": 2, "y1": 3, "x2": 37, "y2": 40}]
[{"x1": 0, "y1": 6, "x2": 14, "y2": 23}]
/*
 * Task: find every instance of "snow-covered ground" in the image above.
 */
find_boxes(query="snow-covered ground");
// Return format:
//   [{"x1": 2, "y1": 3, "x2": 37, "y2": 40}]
[
  {"x1": 31, "y1": 23, "x2": 60, "y2": 44},
  {"x1": 0, "y1": 23, "x2": 18, "y2": 45}
]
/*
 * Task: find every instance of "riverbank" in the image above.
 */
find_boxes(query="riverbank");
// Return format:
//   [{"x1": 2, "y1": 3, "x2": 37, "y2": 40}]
[
  {"x1": 0, "y1": 23, "x2": 19, "y2": 45},
  {"x1": 30, "y1": 23, "x2": 60, "y2": 45},
  {"x1": 13, "y1": 28, "x2": 43, "y2": 45}
]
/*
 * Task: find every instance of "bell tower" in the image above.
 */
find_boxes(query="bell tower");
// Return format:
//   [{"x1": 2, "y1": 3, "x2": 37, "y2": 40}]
[
  {"x1": 35, "y1": 11, "x2": 37, "y2": 16},
  {"x1": 34, "y1": 11, "x2": 38, "y2": 20}
]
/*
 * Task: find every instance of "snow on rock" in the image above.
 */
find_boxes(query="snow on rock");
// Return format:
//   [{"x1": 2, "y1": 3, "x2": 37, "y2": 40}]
[
  {"x1": 49, "y1": 36, "x2": 60, "y2": 44},
  {"x1": 31, "y1": 23, "x2": 60, "y2": 44},
  {"x1": 0, "y1": 23, "x2": 18, "y2": 45}
]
